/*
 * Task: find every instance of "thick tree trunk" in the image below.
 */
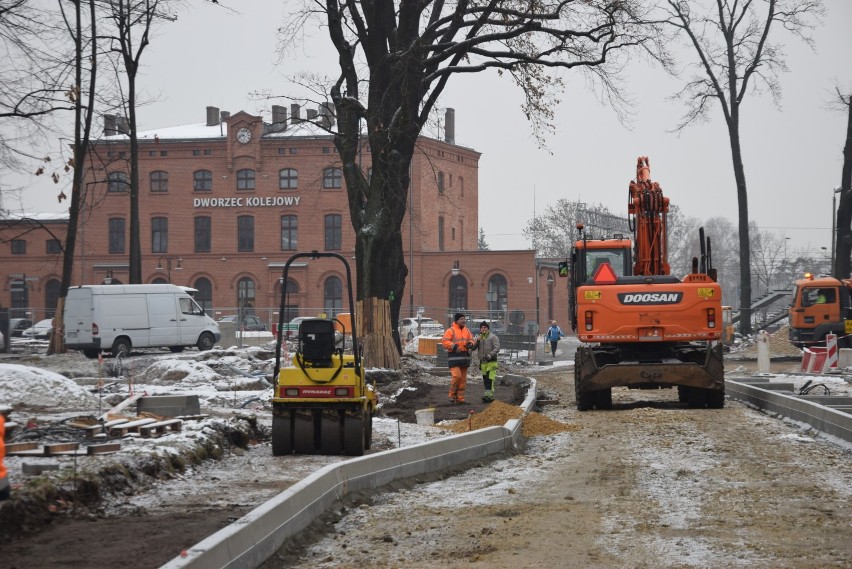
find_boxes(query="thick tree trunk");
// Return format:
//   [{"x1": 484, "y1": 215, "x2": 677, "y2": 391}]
[
  {"x1": 834, "y1": 96, "x2": 852, "y2": 279},
  {"x1": 728, "y1": 125, "x2": 753, "y2": 336}
]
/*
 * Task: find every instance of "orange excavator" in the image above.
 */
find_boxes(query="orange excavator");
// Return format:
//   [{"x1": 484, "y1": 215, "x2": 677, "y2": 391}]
[{"x1": 569, "y1": 157, "x2": 724, "y2": 410}]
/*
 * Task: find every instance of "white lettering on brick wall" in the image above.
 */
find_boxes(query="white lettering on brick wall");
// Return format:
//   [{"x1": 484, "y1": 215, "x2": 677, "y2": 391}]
[{"x1": 193, "y1": 196, "x2": 301, "y2": 208}]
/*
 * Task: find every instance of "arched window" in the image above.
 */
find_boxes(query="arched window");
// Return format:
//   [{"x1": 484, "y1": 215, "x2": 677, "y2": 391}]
[
  {"x1": 193, "y1": 170, "x2": 213, "y2": 192},
  {"x1": 449, "y1": 275, "x2": 467, "y2": 311},
  {"x1": 323, "y1": 276, "x2": 343, "y2": 316},
  {"x1": 236, "y1": 169, "x2": 256, "y2": 190},
  {"x1": 108, "y1": 171, "x2": 129, "y2": 193},
  {"x1": 322, "y1": 167, "x2": 342, "y2": 189},
  {"x1": 194, "y1": 277, "x2": 213, "y2": 312},
  {"x1": 279, "y1": 168, "x2": 298, "y2": 189},
  {"x1": 44, "y1": 279, "x2": 61, "y2": 318},
  {"x1": 237, "y1": 277, "x2": 256, "y2": 313},
  {"x1": 487, "y1": 274, "x2": 508, "y2": 317},
  {"x1": 150, "y1": 170, "x2": 169, "y2": 192}
]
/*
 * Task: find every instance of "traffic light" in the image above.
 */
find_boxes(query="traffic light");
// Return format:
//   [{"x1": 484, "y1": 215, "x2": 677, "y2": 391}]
[{"x1": 558, "y1": 261, "x2": 569, "y2": 277}]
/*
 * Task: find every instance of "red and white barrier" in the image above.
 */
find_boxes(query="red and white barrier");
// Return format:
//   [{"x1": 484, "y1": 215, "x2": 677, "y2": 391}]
[
  {"x1": 801, "y1": 346, "x2": 827, "y2": 374},
  {"x1": 825, "y1": 333, "x2": 839, "y2": 370},
  {"x1": 800, "y1": 334, "x2": 840, "y2": 374}
]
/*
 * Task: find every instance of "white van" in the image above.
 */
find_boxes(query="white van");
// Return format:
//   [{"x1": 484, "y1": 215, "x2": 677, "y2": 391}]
[{"x1": 64, "y1": 284, "x2": 221, "y2": 358}]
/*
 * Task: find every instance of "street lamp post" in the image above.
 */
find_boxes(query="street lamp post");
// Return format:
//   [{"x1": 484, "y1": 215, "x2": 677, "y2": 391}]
[
  {"x1": 832, "y1": 187, "x2": 842, "y2": 276},
  {"x1": 155, "y1": 255, "x2": 183, "y2": 283}
]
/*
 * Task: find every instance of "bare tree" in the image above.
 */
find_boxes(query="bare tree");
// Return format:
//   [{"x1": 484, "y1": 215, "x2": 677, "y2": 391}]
[
  {"x1": 523, "y1": 199, "x2": 628, "y2": 258},
  {"x1": 282, "y1": 0, "x2": 665, "y2": 362},
  {"x1": 48, "y1": 0, "x2": 100, "y2": 355},
  {"x1": 748, "y1": 223, "x2": 786, "y2": 295},
  {"x1": 100, "y1": 0, "x2": 176, "y2": 283},
  {"x1": 832, "y1": 89, "x2": 852, "y2": 278},
  {"x1": 660, "y1": 0, "x2": 824, "y2": 335},
  {"x1": 0, "y1": 0, "x2": 74, "y2": 185}
]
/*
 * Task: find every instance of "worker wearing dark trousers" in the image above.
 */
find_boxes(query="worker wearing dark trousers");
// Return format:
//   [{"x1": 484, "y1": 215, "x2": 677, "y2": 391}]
[
  {"x1": 475, "y1": 321, "x2": 500, "y2": 402},
  {"x1": 0, "y1": 410, "x2": 10, "y2": 501},
  {"x1": 442, "y1": 313, "x2": 474, "y2": 404}
]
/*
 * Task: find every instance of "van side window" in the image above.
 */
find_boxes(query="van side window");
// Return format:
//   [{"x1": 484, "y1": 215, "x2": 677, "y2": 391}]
[{"x1": 180, "y1": 297, "x2": 202, "y2": 315}]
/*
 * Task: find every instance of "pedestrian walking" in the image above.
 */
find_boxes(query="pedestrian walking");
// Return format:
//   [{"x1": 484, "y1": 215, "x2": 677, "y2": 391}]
[
  {"x1": 545, "y1": 320, "x2": 564, "y2": 357},
  {"x1": 475, "y1": 321, "x2": 501, "y2": 402},
  {"x1": 441, "y1": 313, "x2": 475, "y2": 404}
]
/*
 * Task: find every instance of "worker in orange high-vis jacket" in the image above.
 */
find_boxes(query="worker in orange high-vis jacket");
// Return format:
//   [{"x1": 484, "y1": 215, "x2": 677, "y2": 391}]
[
  {"x1": 0, "y1": 408, "x2": 10, "y2": 501},
  {"x1": 442, "y1": 313, "x2": 475, "y2": 404}
]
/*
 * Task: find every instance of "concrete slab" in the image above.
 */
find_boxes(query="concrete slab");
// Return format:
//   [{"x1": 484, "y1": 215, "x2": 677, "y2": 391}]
[{"x1": 138, "y1": 395, "x2": 200, "y2": 417}]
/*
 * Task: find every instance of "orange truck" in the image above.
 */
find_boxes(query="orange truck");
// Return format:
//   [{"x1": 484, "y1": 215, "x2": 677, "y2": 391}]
[
  {"x1": 788, "y1": 273, "x2": 852, "y2": 348},
  {"x1": 568, "y1": 157, "x2": 724, "y2": 410}
]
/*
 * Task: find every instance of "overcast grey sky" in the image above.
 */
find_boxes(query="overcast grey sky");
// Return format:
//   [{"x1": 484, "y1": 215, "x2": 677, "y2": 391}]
[{"x1": 12, "y1": 0, "x2": 852, "y2": 258}]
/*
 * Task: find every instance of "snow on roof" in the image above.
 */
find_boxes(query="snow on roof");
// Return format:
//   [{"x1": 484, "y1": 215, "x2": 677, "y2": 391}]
[{"x1": 104, "y1": 119, "x2": 333, "y2": 143}]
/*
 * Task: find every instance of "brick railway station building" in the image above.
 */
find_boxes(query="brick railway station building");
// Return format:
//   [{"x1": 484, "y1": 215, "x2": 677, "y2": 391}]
[{"x1": 1, "y1": 105, "x2": 567, "y2": 335}]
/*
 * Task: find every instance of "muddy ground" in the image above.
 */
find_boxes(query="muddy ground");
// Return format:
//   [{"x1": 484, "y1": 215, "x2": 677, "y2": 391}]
[
  {"x1": 0, "y1": 357, "x2": 527, "y2": 569},
  {"x1": 3, "y1": 352, "x2": 852, "y2": 568}
]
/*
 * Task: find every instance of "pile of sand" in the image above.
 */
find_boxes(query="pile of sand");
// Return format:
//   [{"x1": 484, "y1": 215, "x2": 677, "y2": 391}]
[
  {"x1": 732, "y1": 325, "x2": 803, "y2": 358},
  {"x1": 441, "y1": 400, "x2": 580, "y2": 437}
]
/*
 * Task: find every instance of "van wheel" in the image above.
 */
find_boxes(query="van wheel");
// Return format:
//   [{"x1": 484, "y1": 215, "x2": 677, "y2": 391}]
[
  {"x1": 197, "y1": 332, "x2": 215, "y2": 351},
  {"x1": 112, "y1": 338, "x2": 131, "y2": 358},
  {"x1": 168, "y1": 346, "x2": 185, "y2": 353}
]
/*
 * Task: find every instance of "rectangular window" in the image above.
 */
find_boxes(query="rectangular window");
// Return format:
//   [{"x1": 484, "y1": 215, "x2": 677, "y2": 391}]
[
  {"x1": 289, "y1": 148, "x2": 297, "y2": 155},
  {"x1": 194, "y1": 170, "x2": 212, "y2": 191},
  {"x1": 150, "y1": 171, "x2": 169, "y2": 193},
  {"x1": 11, "y1": 239, "x2": 26, "y2": 254},
  {"x1": 278, "y1": 147, "x2": 286, "y2": 155},
  {"x1": 149, "y1": 151, "x2": 157, "y2": 157},
  {"x1": 237, "y1": 169, "x2": 256, "y2": 191},
  {"x1": 204, "y1": 149, "x2": 212, "y2": 155},
  {"x1": 151, "y1": 217, "x2": 168, "y2": 253},
  {"x1": 279, "y1": 169, "x2": 298, "y2": 190},
  {"x1": 437, "y1": 171, "x2": 445, "y2": 194},
  {"x1": 238, "y1": 215, "x2": 254, "y2": 252},
  {"x1": 46, "y1": 239, "x2": 62, "y2": 254},
  {"x1": 323, "y1": 168, "x2": 342, "y2": 189},
  {"x1": 109, "y1": 218, "x2": 125, "y2": 254},
  {"x1": 324, "y1": 214, "x2": 342, "y2": 251},
  {"x1": 438, "y1": 216, "x2": 445, "y2": 252},
  {"x1": 195, "y1": 216, "x2": 211, "y2": 253},
  {"x1": 160, "y1": 151, "x2": 168, "y2": 156},
  {"x1": 322, "y1": 147, "x2": 331, "y2": 154},
  {"x1": 192, "y1": 149, "x2": 201, "y2": 156},
  {"x1": 281, "y1": 215, "x2": 298, "y2": 250}
]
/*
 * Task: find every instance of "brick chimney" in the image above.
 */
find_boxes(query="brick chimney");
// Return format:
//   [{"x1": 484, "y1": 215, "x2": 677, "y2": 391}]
[
  {"x1": 115, "y1": 116, "x2": 129, "y2": 135},
  {"x1": 445, "y1": 108, "x2": 455, "y2": 145},
  {"x1": 319, "y1": 103, "x2": 335, "y2": 128},
  {"x1": 103, "y1": 114, "x2": 117, "y2": 136},
  {"x1": 272, "y1": 105, "x2": 288, "y2": 130},
  {"x1": 290, "y1": 104, "x2": 301, "y2": 124},
  {"x1": 206, "y1": 106, "x2": 220, "y2": 126}
]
